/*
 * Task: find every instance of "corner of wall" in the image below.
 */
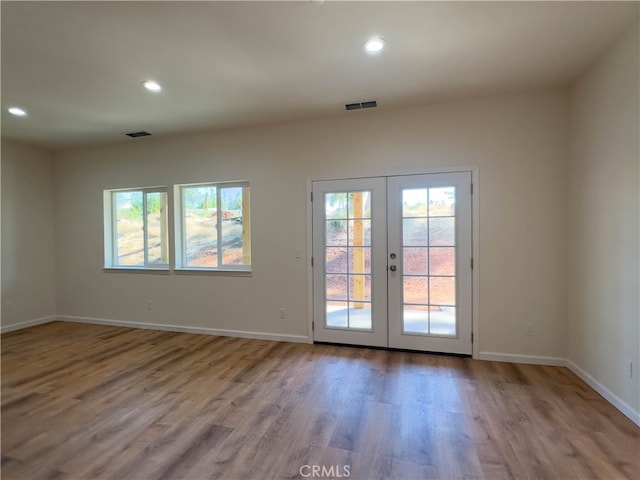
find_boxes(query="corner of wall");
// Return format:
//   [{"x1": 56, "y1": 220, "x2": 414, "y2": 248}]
[{"x1": 566, "y1": 21, "x2": 640, "y2": 420}]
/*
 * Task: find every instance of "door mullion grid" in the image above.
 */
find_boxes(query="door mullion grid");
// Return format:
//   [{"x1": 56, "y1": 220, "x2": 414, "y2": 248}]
[
  {"x1": 426, "y1": 188, "x2": 431, "y2": 335},
  {"x1": 313, "y1": 174, "x2": 471, "y2": 353}
]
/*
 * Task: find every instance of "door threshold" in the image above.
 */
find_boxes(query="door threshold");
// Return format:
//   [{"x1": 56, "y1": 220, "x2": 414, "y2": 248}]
[{"x1": 313, "y1": 341, "x2": 471, "y2": 358}]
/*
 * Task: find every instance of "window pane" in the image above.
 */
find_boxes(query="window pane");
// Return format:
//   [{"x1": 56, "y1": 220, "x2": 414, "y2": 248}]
[
  {"x1": 403, "y1": 188, "x2": 428, "y2": 217},
  {"x1": 347, "y1": 191, "x2": 371, "y2": 219},
  {"x1": 349, "y1": 247, "x2": 371, "y2": 274},
  {"x1": 146, "y1": 192, "x2": 168, "y2": 265},
  {"x1": 429, "y1": 217, "x2": 455, "y2": 246},
  {"x1": 184, "y1": 186, "x2": 218, "y2": 267},
  {"x1": 430, "y1": 306, "x2": 456, "y2": 336},
  {"x1": 403, "y1": 218, "x2": 428, "y2": 246},
  {"x1": 430, "y1": 276, "x2": 456, "y2": 305},
  {"x1": 220, "y1": 186, "x2": 246, "y2": 266},
  {"x1": 429, "y1": 247, "x2": 455, "y2": 276},
  {"x1": 240, "y1": 186, "x2": 251, "y2": 265},
  {"x1": 348, "y1": 219, "x2": 371, "y2": 246},
  {"x1": 428, "y1": 187, "x2": 455, "y2": 216},
  {"x1": 326, "y1": 247, "x2": 348, "y2": 273},
  {"x1": 326, "y1": 220, "x2": 347, "y2": 246},
  {"x1": 326, "y1": 274, "x2": 348, "y2": 301},
  {"x1": 326, "y1": 193, "x2": 347, "y2": 219},
  {"x1": 403, "y1": 247, "x2": 428, "y2": 275},
  {"x1": 347, "y1": 302, "x2": 372, "y2": 330},
  {"x1": 349, "y1": 274, "x2": 371, "y2": 302},
  {"x1": 181, "y1": 183, "x2": 251, "y2": 269},
  {"x1": 114, "y1": 191, "x2": 144, "y2": 266},
  {"x1": 403, "y1": 276, "x2": 428, "y2": 304},
  {"x1": 326, "y1": 301, "x2": 349, "y2": 328},
  {"x1": 403, "y1": 305, "x2": 429, "y2": 334}
]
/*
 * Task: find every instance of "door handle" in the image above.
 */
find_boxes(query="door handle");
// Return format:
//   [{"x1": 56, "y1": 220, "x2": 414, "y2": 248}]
[{"x1": 389, "y1": 265, "x2": 397, "y2": 272}]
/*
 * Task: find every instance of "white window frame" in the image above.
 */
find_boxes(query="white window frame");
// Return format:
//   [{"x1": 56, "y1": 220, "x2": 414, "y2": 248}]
[
  {"x1": 175, "y1": 181, "x2": 251, "y2": 272},
  {"x1": 103, "y1": 186, "x2": 170, "y2": 270}
]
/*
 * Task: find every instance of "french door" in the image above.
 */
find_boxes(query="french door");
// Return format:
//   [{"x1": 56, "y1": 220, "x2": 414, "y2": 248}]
[{"x1": 312, "y1": 172, "x2": 472, "y2": 354}]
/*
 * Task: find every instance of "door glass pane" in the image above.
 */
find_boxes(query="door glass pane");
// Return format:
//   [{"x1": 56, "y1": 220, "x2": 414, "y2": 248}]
[
  {"x1": 326, "y1": 247, "x2": 348, "y2": 273},
  {"x1": 327, "y1": 301, "x2": 349, "y2": 328},
  {"x1": 430, "y1": 306, "x2": 456, "y2": 336},
  {"x1": 349, "y1": 275, "x2": 371, "y2": 302},
  {"x1": 348, "y1": 219, "x2": 371, "y2": 246},
  {"x1": 346, "y1": 302, "x2": 372, "y2": 330},
  {"x1": 403, "y1": 305, "x2": 429, "y2": 334},
  {"x1": 403, "y1": 247, "x2": 428, "y2": 275},
  {"x1": 430, "y1": 277, "x2": 455, "y2": 305},
  {"x1": 325, "y1": 193, "x2": 348, "y2": 219},
  {"x1": 349, "y1": 247, "x2": 371, "y2": 274},
  {"x1": 428, "y1": 187, "x2": 455, "y2": 216},
  {"x1": 324, "y1": 191, "x2": 373, "y2": 331},
  {"x1": 429, "y1": 218, "x2": 455, "y2": 246},
  {"x1": 326, "y1": 220, "x2": 347, "y2": 246},
  {"x1": 429, "y1": 247, "x2": 455, "y2": 276},
  {"x1": 403, "y1": 218, "x2": 428, "y2": 246},
  {"x1": 403, "y1": 188, "x2": 428, "y2": 217},
  {"x1": 348, "y1": 191, "x2": 371, "y2": 218},
  {"x1": 403, "y1": 276, "x2": 428, "y2": 304},
  {"x1": 401, "y1": 186, "x2": 457, "y2": 337},
  {"x1": 326, "y1": 274, "x2": 348, "y2": 300}
]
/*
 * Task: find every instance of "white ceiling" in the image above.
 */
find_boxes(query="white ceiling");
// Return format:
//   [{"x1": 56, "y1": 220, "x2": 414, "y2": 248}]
[{"x1": 2, "y1": 1, "x2": 638, "y2": 150}]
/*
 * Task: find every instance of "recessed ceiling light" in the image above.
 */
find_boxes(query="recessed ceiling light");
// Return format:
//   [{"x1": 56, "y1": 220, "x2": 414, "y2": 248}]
[
  {"x1": 8, "y1": 106, "x2": 27, "y2": 117},
  {"x1": 142, "y1": 80, "x2": 162, "y2": 92},
  {"x1": 364, "y1": 38, "x2": 385, "y2": 54}
]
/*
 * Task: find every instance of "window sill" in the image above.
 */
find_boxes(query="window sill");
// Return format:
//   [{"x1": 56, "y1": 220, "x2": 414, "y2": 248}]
[
  {"x1": 103, "y1": 267, "x2": 252, "y2": 277},
  {"x1": 173, "y1": 268, "x2": 252, "y2": 277},
  {"x1": 103, "y1": 267, "x2": 171, "y2": 275}
]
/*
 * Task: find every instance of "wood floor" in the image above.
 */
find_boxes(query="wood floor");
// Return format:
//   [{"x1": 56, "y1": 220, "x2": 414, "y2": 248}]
[{"x1": 1, "y1": 322, "x2": 638, "y2": 480}]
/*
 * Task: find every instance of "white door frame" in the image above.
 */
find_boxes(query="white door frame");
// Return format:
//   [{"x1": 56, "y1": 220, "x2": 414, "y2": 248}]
[{"x1": 306, "y1": 166, "x2": 480, "y2": 358}]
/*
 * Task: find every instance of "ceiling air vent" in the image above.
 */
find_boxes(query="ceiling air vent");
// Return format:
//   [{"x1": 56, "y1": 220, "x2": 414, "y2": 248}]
[
  {"x1": 345, "y1": 100, "x2": 377, "y2": 111},
  {"x1": 125, "y1": 131, "x2": 151, "y2": 138}
]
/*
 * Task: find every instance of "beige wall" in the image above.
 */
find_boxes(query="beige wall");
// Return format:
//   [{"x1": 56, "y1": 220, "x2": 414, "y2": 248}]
[
  {"x1": 1, "y1": 140, "x2": 57, "y2": 328},
  {"x1": 567, "y1": 24, "x2": 639, "y2": 415},
  {"x1": 53, "y1": 89, "x2": 568, "y2": 357}
]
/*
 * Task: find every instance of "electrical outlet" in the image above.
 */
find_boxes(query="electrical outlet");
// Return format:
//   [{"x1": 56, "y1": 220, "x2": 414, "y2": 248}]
[
  {"x1": 7, "y1": 301, "x2": 13, "y2": 313},
  {"x1": 627, "y1": 361, "x2": 633, "y2": 379},
  {"x1": 279, "y1": 308, "x2": 286, "y2": 319},
  {"x1": 525, "y1": 323, "x2": 534, "y2": 336},
  {"x1": 147, "y1": 300, "x2": 153, "y2": 311}
]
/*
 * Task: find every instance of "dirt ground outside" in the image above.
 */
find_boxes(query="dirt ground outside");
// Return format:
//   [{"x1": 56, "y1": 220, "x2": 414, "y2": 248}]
[{"x1": 115, "y1": 212, "x2": 245, "y2": 266}]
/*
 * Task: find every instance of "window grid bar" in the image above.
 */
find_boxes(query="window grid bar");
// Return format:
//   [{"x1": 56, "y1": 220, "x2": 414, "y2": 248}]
[
  {"x1": 181, "y1": 187, "x2": 187, "y2": 268},
  {"x1": 112, "y1": 192, "x2": 119, "y2": 266},
  {"x1": 216, "y1": 187, "x2": 223, "y2": 268},
  {"x1": 143, "y1": 193, "x2": 149, "y2": 267}
]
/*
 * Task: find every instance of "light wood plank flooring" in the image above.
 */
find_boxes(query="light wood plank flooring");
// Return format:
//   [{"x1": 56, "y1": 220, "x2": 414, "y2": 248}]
[{"x1": 2, "y1": 321, "x2": 638, "y2": 480}]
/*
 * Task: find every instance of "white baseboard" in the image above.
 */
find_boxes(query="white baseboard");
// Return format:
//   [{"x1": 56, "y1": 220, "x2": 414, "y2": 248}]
[
  {"x1": 1, "y1": 316, "x2": 56, "y2": 333},
  {"x1": 475, "y1": 351, "x2": 639, "y2": 426},
  {"x1": 59, "y1": 315, "x2": 310, "y2": 344},
  {"x1": 475, "y1": 351, "x2": 566, "y2": 366},
  {"x1": 566, "y1": 359, "x2": 640, "y2": 427}
]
